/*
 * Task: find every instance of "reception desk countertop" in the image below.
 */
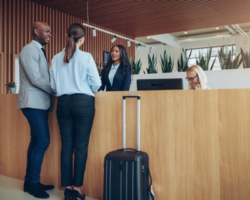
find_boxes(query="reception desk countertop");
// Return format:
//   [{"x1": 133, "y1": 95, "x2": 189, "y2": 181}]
[{"x1": 1, "y1": 90, "x2": 250, "y2": 200}]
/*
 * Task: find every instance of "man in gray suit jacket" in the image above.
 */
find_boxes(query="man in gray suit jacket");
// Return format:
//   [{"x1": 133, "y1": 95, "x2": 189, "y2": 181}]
[{"x1": 17, "y1": 22, "x2": 56, "y2": 199}]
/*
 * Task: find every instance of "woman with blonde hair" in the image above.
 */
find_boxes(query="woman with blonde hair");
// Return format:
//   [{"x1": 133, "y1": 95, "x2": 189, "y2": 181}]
[{"x1": 186, "y1": 65, "x2": 210, "y2": 89}]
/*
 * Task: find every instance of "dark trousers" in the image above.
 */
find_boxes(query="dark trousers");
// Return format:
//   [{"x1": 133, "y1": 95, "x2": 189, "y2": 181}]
[
  {"x1": 57, "y1": 94, "x2": 95, "y2": 187},
  {"x1": 21, "y1": 108, "x2": 50, "y2": 183}
]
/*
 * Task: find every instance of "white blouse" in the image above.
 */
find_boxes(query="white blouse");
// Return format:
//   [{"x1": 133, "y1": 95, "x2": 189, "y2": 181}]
[{"x1": 50, "y1": 48, "x2": 101, "y2": 97}]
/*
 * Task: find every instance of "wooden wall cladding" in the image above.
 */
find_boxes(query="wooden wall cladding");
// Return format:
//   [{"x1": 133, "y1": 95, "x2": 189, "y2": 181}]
[
  {"x1": 1, "y1": 89, "x2": 250, "y2": 200},
  {"x1": 0, "y1": 0, "x2": 135, "y2": 94},
  {"x1": 0, "y1": 52, "x2": 4, "y2": 94}
]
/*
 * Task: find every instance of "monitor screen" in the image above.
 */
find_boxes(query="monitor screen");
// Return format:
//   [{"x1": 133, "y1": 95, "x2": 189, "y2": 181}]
[{"x1": 137, "y1": 78, "x2": 183, "y2": 91}]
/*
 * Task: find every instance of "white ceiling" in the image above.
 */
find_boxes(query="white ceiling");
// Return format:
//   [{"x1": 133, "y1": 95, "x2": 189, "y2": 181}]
[{"x1": 136, "y1": 22, "x2": 250, "y2": 45}]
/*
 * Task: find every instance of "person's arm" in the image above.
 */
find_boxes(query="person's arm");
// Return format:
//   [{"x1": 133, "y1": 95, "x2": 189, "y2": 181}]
[
  {"x1": 122, "y1": 67, "x2": 131, "y2": 91},
  {"x1": 87, "y1": 55, "x2": 102, "y2": 92},
  {"x1": 98, "y1": 66, "x2": 106, "y2": 91},
  {"x1": 49, "y1": 57, "x2": 56, "y2": 94},
  {"x1": 20, "y1": 47, "x2": 55, "y2": 94}
]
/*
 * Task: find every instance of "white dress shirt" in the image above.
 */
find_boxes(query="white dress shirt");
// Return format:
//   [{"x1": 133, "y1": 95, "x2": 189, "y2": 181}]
[{"x1": 50, "y1": 48, "x2": 101, "y2": 97}]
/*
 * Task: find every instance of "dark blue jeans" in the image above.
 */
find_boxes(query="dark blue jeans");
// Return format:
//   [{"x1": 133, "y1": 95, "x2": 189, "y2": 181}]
[{"x1": 21, "y1": 108, "x2": 50, "y2": 183}]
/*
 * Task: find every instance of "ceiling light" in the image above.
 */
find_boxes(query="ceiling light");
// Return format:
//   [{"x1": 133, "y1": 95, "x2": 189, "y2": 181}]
[
  {"x1": 136, "y1": 44, "x2": 141, "y2": 50},
  {"x1": 92, "y1": 28, "x2": 96, "y2": 37},
  {"x1": 147, "y1": 36, "x2": 151, "y2": 39},
  {"x1": 111, "y1": 35, "x2": 116, "y2": 43},
  {"x1": 184, "y1": 32, "x2": 187, "y2": 34},
  {"x1": 149, "y1": 47, "x2": 153, "y2": 53},
  {"x1": 83, "y1": 23, "x2": 154, "y2": 50},
  {"x1": 127, "y1": 40, "x2": 131, "y2": 47},
  {"x1": 216, "y1": 27, "x2": 219, "y2": 30}
]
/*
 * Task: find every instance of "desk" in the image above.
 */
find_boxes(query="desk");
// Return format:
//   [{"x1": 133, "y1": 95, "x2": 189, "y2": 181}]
[{"x1": 1, "y1": 90, "x2": 250, "y2": 200}]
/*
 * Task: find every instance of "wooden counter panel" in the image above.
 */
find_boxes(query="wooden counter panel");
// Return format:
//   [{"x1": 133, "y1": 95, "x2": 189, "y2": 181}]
[{"x1": 1, "y1": 90, "x2": 250, "y2": 200}]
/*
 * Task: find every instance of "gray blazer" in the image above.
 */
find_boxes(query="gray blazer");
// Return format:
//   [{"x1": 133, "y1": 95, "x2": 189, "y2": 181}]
[{"x1": 17, "y1": 41, "x2": 56, "y2": 110}]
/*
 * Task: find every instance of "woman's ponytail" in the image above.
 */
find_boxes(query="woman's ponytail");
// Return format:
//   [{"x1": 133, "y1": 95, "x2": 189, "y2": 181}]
[
  {"x1": 64, "y1": 36, "x2": 76, "y2": 63},
  {"x1": 63, "y1": 23, "x2": 85, "y2": 63}
]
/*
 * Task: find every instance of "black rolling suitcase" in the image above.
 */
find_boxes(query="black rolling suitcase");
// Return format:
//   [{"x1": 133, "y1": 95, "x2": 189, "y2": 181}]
[{"x1": 103, "y1": 95, "x2": 154, "y2": 200}]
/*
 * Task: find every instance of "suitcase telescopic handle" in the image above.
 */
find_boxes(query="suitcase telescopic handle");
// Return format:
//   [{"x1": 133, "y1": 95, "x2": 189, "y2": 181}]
[
  {"x1": 123, "y1": 95, "x2": 140, "y2": 99},
  {"x1": 122, "y1": 95, "x2": 140, "y2": 151}
]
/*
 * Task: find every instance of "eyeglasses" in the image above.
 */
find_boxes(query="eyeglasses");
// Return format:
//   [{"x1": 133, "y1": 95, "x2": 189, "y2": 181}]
[{"x1": 185, "y1": 75, "x2": 198, "y2": 82}]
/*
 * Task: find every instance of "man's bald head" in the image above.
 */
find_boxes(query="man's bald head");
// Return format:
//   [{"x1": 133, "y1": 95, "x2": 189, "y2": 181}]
[{"x1": 32, "y1": 22, "x2": 51, "y2": 46}]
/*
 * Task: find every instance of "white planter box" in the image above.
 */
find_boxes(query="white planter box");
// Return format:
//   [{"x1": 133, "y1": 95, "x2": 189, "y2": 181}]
[{"x1": 130, "y1": 68, "x2": 250, "y2": 91}]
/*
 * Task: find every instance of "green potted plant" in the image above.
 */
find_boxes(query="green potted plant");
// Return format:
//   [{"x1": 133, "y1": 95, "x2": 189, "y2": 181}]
[
  {"x1": 218, "y1": 46, "x2": 243, "y2": 70},
  {"x1": 144, "y1": 53, "x2": 157, "y2": 74},
  {"x1": 240, "y1": 48, "x2": 250, "y2": 68},
  {"x1": 95, "y1": 59, "x2": 103, "y2": 76},
  {"x1": 130, "y1": 57, "x2": 142, "y2": 74},
  {"x1": 177, "y1": 48, "x2": 192, "y2": 72},
  {"x1": 196, "y1": 47, "x2": 216, "y2": 71},
  {"x1": 160, "y1": 50, "x2": 174, "y2": 73},
  {"x1": 5, "y1": 81, "x2": 17, "y2": 94}
]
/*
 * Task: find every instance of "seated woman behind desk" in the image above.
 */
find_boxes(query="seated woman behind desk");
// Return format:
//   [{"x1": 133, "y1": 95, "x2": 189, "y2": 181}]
[
  {"x1": 186, "y1": 65, "x2": 210, "y2": 90},
  {"x1": 99, "y1": 45, "x2": 131, "y2": 91}
]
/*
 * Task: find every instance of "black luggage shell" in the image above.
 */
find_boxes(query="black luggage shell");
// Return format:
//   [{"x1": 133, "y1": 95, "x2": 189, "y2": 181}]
[
  {"x1": 104, "y1": 149, "x2": 149, "y2": 200},
  {"x1": 103, "y1": 95, "x2": 150, "y2": 200}
]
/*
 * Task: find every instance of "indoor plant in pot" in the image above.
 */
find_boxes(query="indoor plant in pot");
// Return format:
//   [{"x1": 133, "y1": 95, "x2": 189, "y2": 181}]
[
  {"x1": 177, "y1": 48, "x2": 192, "y2": 72},
  {"x1": 196, "y1": 47, "x2": 216, "y2": 71},
  {"x1": 218, "y1": 46, "x2": 243, "y2": 69},
  {"x1": 95, "y1": 59, "x2": 103, "y2": 76},
  {"x1": 5, "y1": 81, "x2": 17, "y2": 94},
  {"x1": 240, "y1": 48, "x2": 250, "y2": 68},
  {"x1": 130, "y1": 57, "x2": 142, "y2": 74},
  {"x1": 160, "y1": 50, "x2": 174, "y2": 73},
  {"x1": 144, "y1": 53, "x2": 157, "y2": 74}
]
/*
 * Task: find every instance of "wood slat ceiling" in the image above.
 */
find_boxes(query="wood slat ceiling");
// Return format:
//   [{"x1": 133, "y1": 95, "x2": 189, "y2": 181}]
[{"x1": 28, "y1": 0, "x2": 250, "y2": 37}]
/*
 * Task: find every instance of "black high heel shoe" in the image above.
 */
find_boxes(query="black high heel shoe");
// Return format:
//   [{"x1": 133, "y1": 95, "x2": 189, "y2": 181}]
[
  {"x1": 72, "y1": 190, "x2": 85, "y2": 200},
  {"x1": 64, "y1": 188, "x2": 72, "y2": 200}
]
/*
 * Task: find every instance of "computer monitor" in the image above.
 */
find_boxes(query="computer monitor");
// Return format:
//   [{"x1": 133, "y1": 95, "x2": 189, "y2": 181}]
[{"x1": 137, "y1": 78, "x2": 183, "y2": 91}]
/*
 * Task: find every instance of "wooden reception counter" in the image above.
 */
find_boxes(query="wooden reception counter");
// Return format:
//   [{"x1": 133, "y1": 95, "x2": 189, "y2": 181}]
[{"x1": 1, "y1": 90, "x2": 250, "y2": 200}]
